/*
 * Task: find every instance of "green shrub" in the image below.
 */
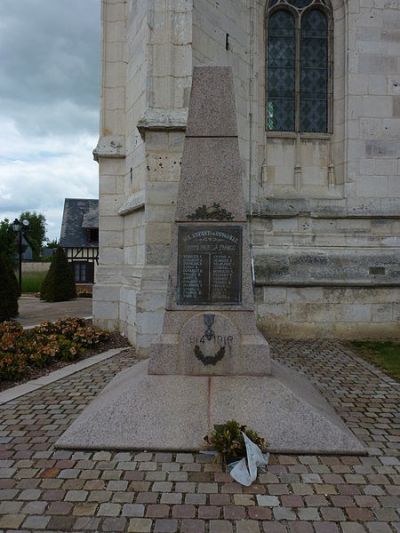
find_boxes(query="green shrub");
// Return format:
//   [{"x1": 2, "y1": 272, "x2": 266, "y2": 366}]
[
  {"x1": 0, "y1": 254, "x2": 19, "y2": 322},
  {"x1": 40, "y1": 247, "x2": 76, "y2": 302}
]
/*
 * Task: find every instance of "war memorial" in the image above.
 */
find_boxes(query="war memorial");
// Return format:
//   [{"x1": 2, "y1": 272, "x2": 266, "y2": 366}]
[{"x1": 58, "y1": 67, "x2": 365, "y2": 455}]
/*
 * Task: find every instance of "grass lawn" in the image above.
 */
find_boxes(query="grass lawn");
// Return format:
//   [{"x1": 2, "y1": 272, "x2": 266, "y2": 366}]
[
  {"x1": 21, "y1": 271, "x2": 47, "y2": 293},
  {"x1": 351, "y1": 341, "x2": 400, "y2": 381}
]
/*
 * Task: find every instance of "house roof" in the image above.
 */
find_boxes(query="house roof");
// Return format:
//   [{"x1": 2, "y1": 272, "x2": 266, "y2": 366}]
[{"x1": 59, "y1": 198, "x2": 99, "y2": 248}]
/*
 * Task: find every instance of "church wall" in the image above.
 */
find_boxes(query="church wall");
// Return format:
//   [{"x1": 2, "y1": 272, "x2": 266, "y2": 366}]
[
  {"x1": 257, "y1": 286, "x2": 400, "y2": 340},
  {"x1": 94, "y1": 0, "x2": 400, "y2": 346},
  {"x1": 132, "y1": 0, "x2": 193, "y2": 353},
  {"x1": 250, "y1": 0, "x2": 400, "y2": 339},
  {"x1": 93, "y1": 0, "x2": 128, "y2": 333}
]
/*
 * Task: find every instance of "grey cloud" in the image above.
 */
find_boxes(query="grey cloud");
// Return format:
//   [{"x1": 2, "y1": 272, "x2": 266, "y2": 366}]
[{"x1": 0, "y1": 0, "x2": 101, "y2": 135}]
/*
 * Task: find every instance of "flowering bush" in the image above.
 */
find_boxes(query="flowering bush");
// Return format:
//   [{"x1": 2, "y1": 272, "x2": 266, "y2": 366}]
[{"x1": 0, "y1": 318, "x2": 110, "y2": 382}]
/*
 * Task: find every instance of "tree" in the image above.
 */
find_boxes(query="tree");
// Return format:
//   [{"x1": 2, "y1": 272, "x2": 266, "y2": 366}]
[
  {"x1": 47, "y1": 238, "x2": 59, "y2": 249},
  {"x1": 0, "y1": 218, "x2": 17, "y2": 264},
  {"x1": 40, "y1": 247, "x2": 76, "y2": 302},
  {"x1": 0, "y1": 254, "x2": 19, "y2": 321},
  {"x1": 19, "y1": 211, "x2": 47, "y2": 261}
]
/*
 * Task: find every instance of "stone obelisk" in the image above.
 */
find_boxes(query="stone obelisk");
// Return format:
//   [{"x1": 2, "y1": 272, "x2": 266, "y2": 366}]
[
  {"x1": 56, "y1": 67, "x2": 365, "y2": 455},
  {"x1": 148, "y1": 66, "x2": 271, "y2": 376}
]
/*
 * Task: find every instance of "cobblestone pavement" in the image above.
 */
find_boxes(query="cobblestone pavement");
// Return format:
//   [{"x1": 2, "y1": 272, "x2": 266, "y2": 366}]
[{"x1": 0, "y1": 340, "x2": 399, "y2": 532}]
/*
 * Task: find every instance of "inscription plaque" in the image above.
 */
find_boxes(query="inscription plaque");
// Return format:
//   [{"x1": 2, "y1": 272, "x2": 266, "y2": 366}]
[{"x1": 177, "y1": 225, "x2": 242, "y2": 305}]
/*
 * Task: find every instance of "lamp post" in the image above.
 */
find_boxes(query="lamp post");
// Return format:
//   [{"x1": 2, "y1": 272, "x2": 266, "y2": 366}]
[{"x1": 11, "y1": 218, "x2": 29, "y2": 293}]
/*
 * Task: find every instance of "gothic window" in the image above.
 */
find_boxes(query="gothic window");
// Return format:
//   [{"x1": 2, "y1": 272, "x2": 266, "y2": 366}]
[{"x1": 266, "y1": 0, "x2": 332, "y2": 133}]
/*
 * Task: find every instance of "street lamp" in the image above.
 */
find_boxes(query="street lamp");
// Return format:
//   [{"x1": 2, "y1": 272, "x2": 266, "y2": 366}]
[{"x1": 11, "y1": 218, "x2": 29, "y2": 292}]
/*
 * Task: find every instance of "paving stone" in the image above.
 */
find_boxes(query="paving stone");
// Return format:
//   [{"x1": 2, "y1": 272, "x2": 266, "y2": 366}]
[
  {"x1": 87, "y1": 490, "x2": 112, "y2": 502},
  {"x1": 1, "y1": 344, "x2": 400, "y2": 533},
  {"x1": 122, "y1": 503, "x2": 145, "y2": 517},
  {"x1": 297, "y1": 507, "x2": 320, "y2": 521},
  {"x1": 248, "y1": 507, "x2": 272, "y2": 520},
  {"x1": 209, "y1": 520, "x2": 233, "y2": 533},
  {"x1": 172, "y1": 504, "x2": 196, "y2": 518},
  {"x1": 261, "y1": 523, "x2": 288, "y2": 533},
  {"x1": 18, "y1": 488, "x2": 41, "y2": 500},
  {"x1": 366, "y1": 523, "x2": 393, "y2": 533},
  {"x1": 346, "y1": 507, "x2": 374, "y2": 521},
  {"x1": 0, "y1": 501, "x2": 23, "y2": 514},
  {"x1": 21, "y1": 515, "x2": 51, "y2": 530},
  {"x1": 154, "y1": 519, "x2": 179, "y2": 532},
  {"x1": 73, "y1": 516, "x2": 101, "y2": 530},
  {"x1": 273, "y1": 507, "x2": 297, "y2": 520},
  {"x1": 288, "y1": 523, "x2": 314, "y2": 533},
  {"x1": 161, "y1": 492, "x2": 182, "y2": 504},
  {"x1": 234, "y1": 494, "x2": 255, "y2": 506},
  {"x1": 21, "y1": 500, "x2": 47, "y2": 514},
  {"x1": 256, "y1": 495, "x2": 280, "y2": 506},
  {"x1": 146, "y1": 504, "x2": 170, "y2": 518},
  {"x1": 128, "y1": 517, "x2": 153, "y2": 532},
  {"x1": 64, "y1": 490, "x2": 88, "y2": 502},
  {"x1": 97, "y1": 502, "x2": 121, "y2": 516},
  {"x1": 112, "y1": 491, "x2": 136, "y2": 503},
  {"x1": 198, "y1": 505, "x2": 221, "y2": 519},
  {"x1": 314, "y1": 524, "x2": 340, "y2": 533},
  {"x1": 136, "y1": 492, "x2": 158, "y2": 504},
  {"x1": 180, "y1": 519, "x2": 206, "y2": 533},
  {"x1": 101, "y1": 516, "x2": 127, "y2": 531},
  {"x1": 153, "y1": 481, "x2": 173, "y2": 492},
  {"x1": 235, "y1": 520, "x2": 261, "y2": 533},
  {"x1": 197, "y1": 482, "x2": 218, "y2": 493},
  {"x1": 47, "y1": 515, "x2": 75, "y2": 530},
  {"x1": 340, "y1": 523, "x2": 367, "y2": 533},
  {"x1": 0, "y1": 515, "x2": 25, "y2": 529},
  {"x1": 210, "y1": 494, "x2": 230, "y2": 505},
  {"x1": 72, "y1": 503, "x2": 98, "y2": 516}
]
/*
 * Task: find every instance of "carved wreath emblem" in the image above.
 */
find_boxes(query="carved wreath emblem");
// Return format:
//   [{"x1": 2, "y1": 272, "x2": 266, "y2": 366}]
[
  {"x1": 187, "y1": 203, "x2": 234, "y2": 221},
  {"x1": 194, "y1": 314, "x2": 226, "y2": 366}
]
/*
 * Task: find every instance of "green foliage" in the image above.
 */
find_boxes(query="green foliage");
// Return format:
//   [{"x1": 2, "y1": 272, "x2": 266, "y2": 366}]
[
  {"x1": 40, "y1": 247, "x2": 76, "y2": 302},
  {"x1": 47, "y1": 239, "x2": 59, "y2": 249},
  {"x1": 0, "y1": 218, "x2": 17, "y2": 264},
  {"x1": 352, "y1": 341, "x2": 400, "y2": 381},
  {"x1": 0, "y1": 318, "x2": 110, "y2": 382},
  {"x1": 21, "y1": 271, "x2": 47, "y2": 293},
  {"x1": 19, "y1": 211, "x2": 47, "y2": 260},
  {"x1": 205, "y1": 420, "x2": 268, "y2": 459},
  {"x1": 0, "y1": 254, "x2": 19, "y2": 322}
]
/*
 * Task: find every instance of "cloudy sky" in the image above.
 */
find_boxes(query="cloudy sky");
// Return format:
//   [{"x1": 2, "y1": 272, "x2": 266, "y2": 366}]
[{"x1": 0, "y1": 0, "x2": 101, "y2": 241}]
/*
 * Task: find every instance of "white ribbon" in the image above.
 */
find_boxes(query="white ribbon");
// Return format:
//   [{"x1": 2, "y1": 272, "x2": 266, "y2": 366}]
[{"x1": 228, "y1": 432, "x2": 270, "y2": 486}]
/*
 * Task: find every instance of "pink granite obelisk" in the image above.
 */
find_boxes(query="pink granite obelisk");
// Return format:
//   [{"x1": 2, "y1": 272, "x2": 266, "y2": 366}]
[{"x1": 148, "y1": 66, "x2": 271, "y2": 376}]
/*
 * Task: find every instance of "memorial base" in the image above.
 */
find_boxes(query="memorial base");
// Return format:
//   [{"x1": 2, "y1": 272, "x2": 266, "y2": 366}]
[{"x1": 56, "y1": 360, "x2": 366, "y2": 455}]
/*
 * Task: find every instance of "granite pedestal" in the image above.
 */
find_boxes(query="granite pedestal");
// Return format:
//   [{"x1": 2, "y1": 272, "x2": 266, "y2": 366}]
[{"x1": 56, "y1": 359, "x2": 365, "y2": 454}]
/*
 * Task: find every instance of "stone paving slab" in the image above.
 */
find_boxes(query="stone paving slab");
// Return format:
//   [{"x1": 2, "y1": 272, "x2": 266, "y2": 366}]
[
  {"x1": 0, "y1": 340, "x2": 399, "y2": 532},
  {"x1": 16, "y1": 295, "x2": 92, "y2": 328}
]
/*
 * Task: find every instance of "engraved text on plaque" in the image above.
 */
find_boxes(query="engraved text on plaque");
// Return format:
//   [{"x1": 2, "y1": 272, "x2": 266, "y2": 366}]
[{"x1": 177, "y1": 225, "x2": 242, "y2": 305}]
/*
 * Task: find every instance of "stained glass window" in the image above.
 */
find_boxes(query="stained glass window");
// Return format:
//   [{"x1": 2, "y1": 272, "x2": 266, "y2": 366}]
[
  {"x1": 300, "y1": 10, "x2": 328, "y2": 132},
  {"x1": 267, "y1": 10, "x2": 295, "y2": 131},
  {"x1": 266, "y1": 0, "x2": 331, "y2": 134}
]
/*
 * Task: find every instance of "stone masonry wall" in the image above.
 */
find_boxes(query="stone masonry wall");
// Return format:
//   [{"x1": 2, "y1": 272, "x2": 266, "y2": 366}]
[
  {"x1": 94, "y1": 0, "x2": 400, "y2": 346},
  {"x1": 256, "y1": 286, "x2": 400, "y2": 340}
]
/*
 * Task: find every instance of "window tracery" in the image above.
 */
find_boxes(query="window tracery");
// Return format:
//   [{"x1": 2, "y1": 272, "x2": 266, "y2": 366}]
[{"x1": 266, "y1": 0, "x2": 332, "y2": 133}]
